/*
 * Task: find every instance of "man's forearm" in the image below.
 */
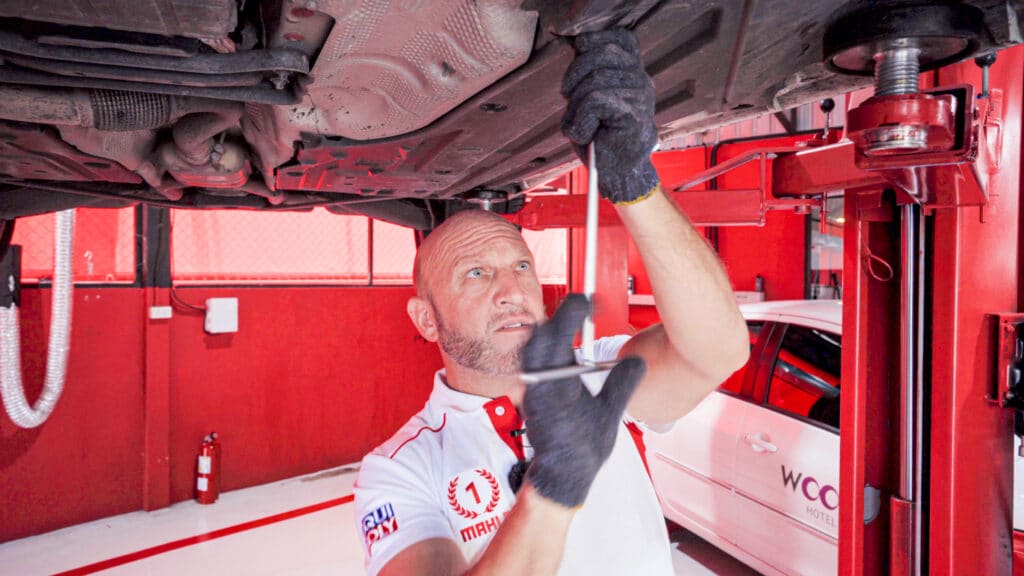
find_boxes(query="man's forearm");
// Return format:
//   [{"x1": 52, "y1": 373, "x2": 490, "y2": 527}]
[
  {"x1": 465, "y1": 484, "x2": 574, "y2": 575},
  {"x1": 617, "y1": 186, "x2": 749, "y2": 420}
]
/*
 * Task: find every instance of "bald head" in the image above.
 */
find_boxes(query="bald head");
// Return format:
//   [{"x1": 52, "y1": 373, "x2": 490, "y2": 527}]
[{"x1": 413, "y1": 209, "x2": 526, "y2": 300}]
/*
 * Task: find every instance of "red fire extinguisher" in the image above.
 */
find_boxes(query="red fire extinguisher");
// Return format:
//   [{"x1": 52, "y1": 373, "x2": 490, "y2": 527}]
[{"x1": 196, "y1": 432, "x2": 221, "y2": 504}]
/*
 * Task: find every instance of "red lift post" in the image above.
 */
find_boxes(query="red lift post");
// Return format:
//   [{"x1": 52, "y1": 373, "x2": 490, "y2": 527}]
[{"x1": 510, "y1": 37, "x2": 1023, "y2": 576}]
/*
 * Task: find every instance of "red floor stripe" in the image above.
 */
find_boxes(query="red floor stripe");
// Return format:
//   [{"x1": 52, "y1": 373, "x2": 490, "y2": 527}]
[{"x1": 53, "y1": 494, "x2": 355, "y2": 576}]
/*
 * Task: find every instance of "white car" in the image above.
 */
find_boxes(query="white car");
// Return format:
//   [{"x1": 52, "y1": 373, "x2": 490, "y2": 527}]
[
  {"x1": 645, "y1": 300, "x2": 845, "y2": 576},
  {"x1": 646, "y1": 299, "x2": 1024, "y2": 575}
]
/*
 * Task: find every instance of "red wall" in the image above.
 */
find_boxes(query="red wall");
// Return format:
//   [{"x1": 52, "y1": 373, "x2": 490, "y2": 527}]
[
  {"x1": 1, "y1": 283, "x2": 572, "y2": 542},
  {"x1": 165, "y1": 287, "x2": 441, "y2": 503},
  {"x1": 1, "y1": 288, "x2": 145, "y2": 542},
  {"x1": 1, "y1": 286, "x2": 443, "y2": 542},
  {"x1": 713, "y1": 136, "x2": 808, "y2": 301},
  {"x1": 627, "y1": 138, "x2": 808, "y2": 330}
]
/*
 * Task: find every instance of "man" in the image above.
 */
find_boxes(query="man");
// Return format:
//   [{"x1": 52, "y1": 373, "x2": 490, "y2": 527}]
[{"x1": 353, "y1": 29, "x2": 749, "y2": 575}]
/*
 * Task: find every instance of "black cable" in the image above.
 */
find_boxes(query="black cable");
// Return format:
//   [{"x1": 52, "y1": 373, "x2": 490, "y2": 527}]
[
  {"x1": 165, "y1": 210, "x2": 206, "y2": 313},
  {"x1": 169, "y1": 284, "x2": 206, "y2": 313}
]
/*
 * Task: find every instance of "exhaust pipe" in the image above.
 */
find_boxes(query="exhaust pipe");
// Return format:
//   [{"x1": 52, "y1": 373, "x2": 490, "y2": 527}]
[{"x1": 0, "y1": 84, "x2": 242, "y2": 132}]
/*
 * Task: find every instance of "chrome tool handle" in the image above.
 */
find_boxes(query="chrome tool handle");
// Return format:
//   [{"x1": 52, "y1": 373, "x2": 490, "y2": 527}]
[{"x1": 582, "y1": 141, "x2": 598, "y2": 362}]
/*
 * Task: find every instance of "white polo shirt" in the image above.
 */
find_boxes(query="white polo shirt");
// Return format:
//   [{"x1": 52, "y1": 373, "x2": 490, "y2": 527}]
[{"x1": 353, "y1": 336, "x2": 674, "y2": 575}]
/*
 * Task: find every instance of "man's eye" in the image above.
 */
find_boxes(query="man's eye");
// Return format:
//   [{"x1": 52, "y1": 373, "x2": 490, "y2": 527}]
[
  {"x1": 466, "y1": 268, "x2": 484, "y2": 279},
  {"x1": 516, "y1": 261, "x2": 531, "y2": 271}
]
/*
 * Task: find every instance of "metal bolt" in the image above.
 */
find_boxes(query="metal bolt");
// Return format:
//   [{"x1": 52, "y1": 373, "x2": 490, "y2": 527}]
[
  {"x1": 466, "y1": 190, "x2": 504, "y2": 212},
  {"x1": 305, "y1": 0, "x2": 317, "y2": 10},
  {"x1": 210, "y1": 151, "x2": 223, "y2": 164},
  {"x1": 975, "y1": 52, "x2": 997, "y2": 99},
  {"x1": 271, "y1": 71, "x2": 289, "y2": 90},
  {"x1": 820, "y1": 98, "x2": 835, "y2": 137},
  {"x1": 862, "y1": 39, "x2": 931, "y2": 155},
  {"x1": 874, "y1": 41, "x2": 921, "y2": 96}
]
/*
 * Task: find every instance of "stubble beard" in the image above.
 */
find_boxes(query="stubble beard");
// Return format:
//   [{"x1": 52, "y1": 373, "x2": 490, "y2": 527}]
[{"x1": 436, "y1": 315, "x2": 523, "y2": 376}]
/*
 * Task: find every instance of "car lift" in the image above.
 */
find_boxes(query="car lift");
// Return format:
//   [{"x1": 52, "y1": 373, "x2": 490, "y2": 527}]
[{"x1": 508, "y1": 3, "x2": 1023, "y2": 575}]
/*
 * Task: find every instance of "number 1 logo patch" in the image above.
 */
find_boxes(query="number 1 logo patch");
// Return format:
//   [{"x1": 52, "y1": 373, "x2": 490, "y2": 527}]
[{"x1": 447, "y1": 468, "x2": 501, "y2": 520}]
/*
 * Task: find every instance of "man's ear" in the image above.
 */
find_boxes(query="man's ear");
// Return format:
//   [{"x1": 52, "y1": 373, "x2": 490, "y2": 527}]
[{"x1": 407, "y1": 296, "x2": 439, "y2": 342}]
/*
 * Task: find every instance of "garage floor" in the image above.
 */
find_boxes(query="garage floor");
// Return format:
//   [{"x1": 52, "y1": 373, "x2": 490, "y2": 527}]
[{"x1": 0, "y1": 466, "x2": 759, "y2": 575}]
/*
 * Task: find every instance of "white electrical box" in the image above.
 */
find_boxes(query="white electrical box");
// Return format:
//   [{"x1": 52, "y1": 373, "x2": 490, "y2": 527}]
[{"x1": 204, "y1": 297, "x2": 238, "y2": 334}]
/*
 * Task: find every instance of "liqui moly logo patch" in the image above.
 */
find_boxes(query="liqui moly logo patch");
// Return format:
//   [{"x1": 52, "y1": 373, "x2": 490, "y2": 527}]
[{"x1": 362, "y1": 503, "x2": 399, "y2": 553}]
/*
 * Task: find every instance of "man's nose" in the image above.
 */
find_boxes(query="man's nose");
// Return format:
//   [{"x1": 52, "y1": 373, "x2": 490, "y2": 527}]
[{"x1": 493, "y1": 269, "x2": 526, "y2": 306}]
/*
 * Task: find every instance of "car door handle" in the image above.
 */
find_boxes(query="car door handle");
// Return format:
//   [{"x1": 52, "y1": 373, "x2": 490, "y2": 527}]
[{"x1": 743, "y1": 432, "x2": 778, "y2": 453}]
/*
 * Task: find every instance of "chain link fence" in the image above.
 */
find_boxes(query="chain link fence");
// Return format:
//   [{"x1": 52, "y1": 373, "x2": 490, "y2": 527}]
[
  {"x1": 171, "y1": 208, "x2": 372, "y2": 284},
  {"x1": 371, "y1": 219, "x2": 415, "y2": 285},
  {"x1": 7, "y1": 206, "x2": 566, "y2": 287},
  {"x1": 9, "y1": 207, "x2": 136, "y2": 283},
  {"x1": 171, "y1": 208, "x2": 568, "y2": 287}
]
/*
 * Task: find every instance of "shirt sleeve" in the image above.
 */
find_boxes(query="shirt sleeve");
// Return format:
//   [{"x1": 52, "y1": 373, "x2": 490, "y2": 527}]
[
  {"x1": 575, "y1": 334, "x2": 630, "y2": 397},
  {"x1": 576, "y1": 334, "x2": 675, "y2": 433},
  {"x1": 354, "y1": 451, "x2": 457, "y2": 576},
  {"x1": 574, "y1": 334, "x2": 632, "y2": 365}
]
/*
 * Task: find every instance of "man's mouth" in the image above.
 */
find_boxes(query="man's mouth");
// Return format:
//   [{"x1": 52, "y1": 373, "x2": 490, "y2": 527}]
[{"x1": 495, "y1": 320, "x2": 533, "y2": 332}]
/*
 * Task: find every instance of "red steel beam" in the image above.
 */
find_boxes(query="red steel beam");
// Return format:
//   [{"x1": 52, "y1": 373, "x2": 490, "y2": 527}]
[
  {"x1": 840, "y1": 189, "x2": 902, "y2": 576},
  {"x1": 773, "y1": 142, "x2": 888, "y2": 198},
  {"x1": 928, "y1": 47, "x2": 1022, "y2": 576},
  {"x1": 512, "y1": 188, "x2": 768, "y2": 230}
]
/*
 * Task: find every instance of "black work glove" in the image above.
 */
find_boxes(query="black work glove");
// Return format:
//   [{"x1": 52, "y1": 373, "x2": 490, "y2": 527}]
[
  {"x1": 521, "y1": 294, "x2": 646, "y2": 508},
  {"x1": 561, "y1": 28, "x2": 661, "y2": 205}
]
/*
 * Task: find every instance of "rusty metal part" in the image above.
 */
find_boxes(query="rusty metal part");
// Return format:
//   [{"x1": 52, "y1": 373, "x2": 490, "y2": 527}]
[
  {"x1": 0, "y1": 85, "x2": 248, "y2": 132},
  {"x1": 0, "y1": 30, "x2": 307, "y2": 75},
  {"x1": 0, "y1": 0, "x2": 237, "y2": 40},
  {"x1": 4, "y1": 55, "x2": 267, "y2": 88},
  {"x1": 159, "y1": 139, "x2": 250, "y2": 189},
  {"x1": 171, "y1": 106, "x2": 244, "y2": 166},
  {"x1": 0, "y1": 67, "x2": 301, "y2": 104},
  {"x1": 0, "y1": 121, "x2": 141, "y2": 184},
  {"x1": 279, "y1": 0, "x2": 537, "y2": 140}
]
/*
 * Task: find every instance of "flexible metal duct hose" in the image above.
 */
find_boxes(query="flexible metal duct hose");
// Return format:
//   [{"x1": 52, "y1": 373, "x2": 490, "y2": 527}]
[
  {"x1": 1, "y1": 209, "x2": 74, "y2": 428},
  {"x1": 88, "y1": 89, "x2": 171, "y2": 130}
]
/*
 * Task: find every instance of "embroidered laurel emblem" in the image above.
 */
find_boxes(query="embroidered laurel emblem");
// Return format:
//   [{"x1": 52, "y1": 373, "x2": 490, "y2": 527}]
[
  {"x1": 479, "y1": 468, "x2": 501, "y2": 513},
  {"x1": 447, "y1": 468, "x2": 502, "y2": 519},
  {"x1": 448, "y1": 476, "x2": 478, "y2": 519}
]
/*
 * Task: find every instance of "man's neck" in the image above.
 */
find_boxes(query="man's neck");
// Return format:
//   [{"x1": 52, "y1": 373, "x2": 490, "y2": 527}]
[{"x1": 443, "y1": 361, "x2": 525, "y2": 407}]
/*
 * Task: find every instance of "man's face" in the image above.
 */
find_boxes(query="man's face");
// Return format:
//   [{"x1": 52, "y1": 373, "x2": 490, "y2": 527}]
[{"x1": 423, "y1": 218, "x2": 545, "y2": 376}]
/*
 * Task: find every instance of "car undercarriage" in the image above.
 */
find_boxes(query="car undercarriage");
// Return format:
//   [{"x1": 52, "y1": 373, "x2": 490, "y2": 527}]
[{"x1": 0, "y1": 0, "x2": 1020, "y2": 229}]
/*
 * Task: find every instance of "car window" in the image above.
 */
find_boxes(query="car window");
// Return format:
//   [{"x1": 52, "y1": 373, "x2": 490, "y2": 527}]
[
  {"x1": 766, "y1": 324, "x2": 841, "y2": 430},
  {"x1": 719, "y1": 321, "x2": 764, "y2": 395}
]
